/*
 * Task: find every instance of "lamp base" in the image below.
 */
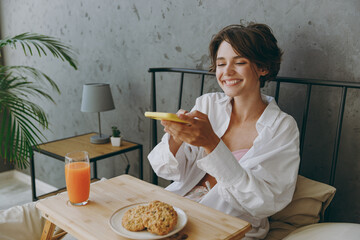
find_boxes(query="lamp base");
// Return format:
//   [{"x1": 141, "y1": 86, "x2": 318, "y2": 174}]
[{"x1": 90, "y1": 134, "x2": 110, "y2": 144}]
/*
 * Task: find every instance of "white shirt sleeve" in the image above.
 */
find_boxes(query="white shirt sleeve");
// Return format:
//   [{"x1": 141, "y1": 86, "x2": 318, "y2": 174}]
[
  {"x1": 197, "y1": 115, "x2": 300, "y2": 218},
  {"x1": 148, "y1": 132, "x2": 201, "y2": 182}
]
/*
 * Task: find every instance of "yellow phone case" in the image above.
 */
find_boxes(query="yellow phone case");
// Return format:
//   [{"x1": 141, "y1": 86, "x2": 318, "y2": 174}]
[{"x1": 144, "y1": 112, "x2": 189, "y2": 123}]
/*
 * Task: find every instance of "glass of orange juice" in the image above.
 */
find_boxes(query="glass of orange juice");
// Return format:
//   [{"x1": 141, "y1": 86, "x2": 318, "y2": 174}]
[{"x1": 65, "y1": 151, "x2": 91, "y2": 206}]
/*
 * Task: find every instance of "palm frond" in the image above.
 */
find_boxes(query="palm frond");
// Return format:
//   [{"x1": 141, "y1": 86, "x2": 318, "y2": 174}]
[
  {"x1": 0, "y1": 69, "x2": 57, "y2": 106},
  {"x1": 0, "y1": 32, "x2": 78, "y2": 70},
  {"x1": 0, "y1": 96, "x2": 48, "y2": 168},
  {"x1": 0, "y1": 32, "x2": 78, "y2": 168},
  {"x1": 0, "y1": 65, "x2": 60, "y2": 93}
]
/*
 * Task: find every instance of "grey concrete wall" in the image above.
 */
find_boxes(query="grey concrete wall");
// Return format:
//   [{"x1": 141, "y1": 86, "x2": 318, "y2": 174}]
[{"x1": 1, "y1": 0, "x2": 359, "y2": 222}]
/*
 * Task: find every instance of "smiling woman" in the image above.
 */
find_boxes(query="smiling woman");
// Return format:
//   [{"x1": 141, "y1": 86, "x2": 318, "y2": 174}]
[
  {"x1": 148, "y1": 23, "x2": 300, "y2": 240},
  {"x1": 215, "y1": 41, "x2": 268, "y2": 99},
  {"x1": 209, "y1": 24, "x2": 283, "y2": 88}
]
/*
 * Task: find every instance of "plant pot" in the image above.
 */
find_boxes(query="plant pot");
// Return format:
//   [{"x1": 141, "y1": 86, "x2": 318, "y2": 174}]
[{"x1": 110, "y1": 136, "x2": 122, "y2": 147}]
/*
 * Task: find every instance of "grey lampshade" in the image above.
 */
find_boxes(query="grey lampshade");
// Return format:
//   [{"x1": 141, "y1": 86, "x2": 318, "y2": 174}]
[{"x1": 81, "y1": 83, "x2": 115, "y2": 112}]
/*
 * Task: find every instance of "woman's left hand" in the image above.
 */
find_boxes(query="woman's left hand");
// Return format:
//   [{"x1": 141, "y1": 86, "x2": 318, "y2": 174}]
[{"x1": 162, "y1": 110, "x2": 220, "y2": 154}]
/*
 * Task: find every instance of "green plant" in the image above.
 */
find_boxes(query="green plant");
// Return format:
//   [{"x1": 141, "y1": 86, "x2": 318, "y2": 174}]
[
  {"x1": 111, "y1": 126, "x2": 121, "y2": 137},
  {"x1": 0, "y1": 33, "x2": 78, "y2": 169}
]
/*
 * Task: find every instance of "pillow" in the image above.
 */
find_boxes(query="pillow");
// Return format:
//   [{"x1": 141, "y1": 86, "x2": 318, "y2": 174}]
[
  {"x1": 0, "y1": 179, "x2": 107, "y2": 240},
  {"x1": 283, "y1": 223, "x2": 360, "y2": 240},
  {"x1": 0, "y1": 202, "x2": 79, "y2": 240},
  {"x1": 265, "y1": 175, "x2": 336, "y2": 240},
  {"x1": 265, "y1": 221, "x2": 297, "y2": 240},
  {"x1": 0, "y1": 202, "x2": 45, "y2": 240}
]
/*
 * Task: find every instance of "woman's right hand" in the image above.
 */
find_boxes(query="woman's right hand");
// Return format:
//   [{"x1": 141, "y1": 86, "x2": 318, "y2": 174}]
[{"x1": 161, "y1": 109, "x2": 188, "y2": 155}]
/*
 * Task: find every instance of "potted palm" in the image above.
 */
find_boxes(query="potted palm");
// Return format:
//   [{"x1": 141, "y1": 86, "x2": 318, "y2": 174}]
[
  {"x1": 110, "y1": 126, "x2": 122, "y2": 147},
  {"x1": 0, "y1": 33, "x2": 78, "y2": 169}
]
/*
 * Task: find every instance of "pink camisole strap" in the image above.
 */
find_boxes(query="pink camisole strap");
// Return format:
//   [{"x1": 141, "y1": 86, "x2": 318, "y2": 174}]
[{"x1": 232, "y1": 149, "x2": 249, "y2": 161}]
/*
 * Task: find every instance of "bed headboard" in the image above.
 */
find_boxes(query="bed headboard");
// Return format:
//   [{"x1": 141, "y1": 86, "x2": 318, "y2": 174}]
[{"x1": 148, "y1": 67, "x2": 360, "y2": 223}]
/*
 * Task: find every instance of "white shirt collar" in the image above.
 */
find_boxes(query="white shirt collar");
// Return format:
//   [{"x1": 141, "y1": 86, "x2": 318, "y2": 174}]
[
  {"x1": 215, "y1": 93, "x2": 280, "y2": 131},
  {"x1": 215, "y1": 94, "x2": 232, "y2": 104},
  {"x1": 257, "y1": 94, "x2": 280, "y2": 130}
]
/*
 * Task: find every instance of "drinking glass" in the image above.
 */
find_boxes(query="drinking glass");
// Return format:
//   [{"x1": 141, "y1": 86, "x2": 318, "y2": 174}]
[{"x1": 65, "y1": 151, "x2": 91, "y2": 206}]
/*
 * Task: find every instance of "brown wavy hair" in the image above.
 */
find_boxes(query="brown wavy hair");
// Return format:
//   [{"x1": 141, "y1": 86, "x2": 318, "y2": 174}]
[{"x1": 209, "y1": 23, "x2": 283, "y2": 87}]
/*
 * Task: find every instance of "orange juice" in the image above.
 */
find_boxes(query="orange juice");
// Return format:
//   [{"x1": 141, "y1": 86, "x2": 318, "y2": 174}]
[{"x1": 65, "y1": 162, "x2": 90, "y2": 204}]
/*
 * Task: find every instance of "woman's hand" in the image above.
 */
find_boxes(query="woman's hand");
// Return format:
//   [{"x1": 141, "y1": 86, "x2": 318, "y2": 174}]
[
  {"x1": 161, "y1": 109, "x2": 187, "y2": 155},
  {"x1": 161, "y1": 110, "x2": 220, "y2": 154}
]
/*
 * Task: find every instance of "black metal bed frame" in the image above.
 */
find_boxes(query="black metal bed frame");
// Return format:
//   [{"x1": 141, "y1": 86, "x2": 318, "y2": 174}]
[
  {"x1": 148, "y1": 67, "x2": 360, "y2": 189},
  {"x1": 148, "y1": 68, "x2": 360, "y2": 223}
]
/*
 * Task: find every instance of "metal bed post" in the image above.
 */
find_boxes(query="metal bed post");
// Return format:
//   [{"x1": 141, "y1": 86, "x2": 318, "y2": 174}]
[
  {"x1": 274, "y1": 80, "x2": 281, "y2": 103},
  {"x1": 139, "y1": 145, "x2": 143, "y2": 180},
  {"x1": 326, "y1": 86, "x2": 348, "y2": 221},
  {"x1": 329, "y1": 87, "x2": 347, "y2": 186},
  {"x1": 150, "y1": 71, "x2": 158, "y2": 185},
  {"x1": 30, "y1": 151, "x2": 37, "y2": 201},
  {"x1": 200, "y1": 74, "x2": 205, "y2": 96},
  {"x1": 178, "y1": 73, "x2": 184, "y2": 110},
  {"x1": 299, "y1": 84, "x2": 312, "y2": 161}
]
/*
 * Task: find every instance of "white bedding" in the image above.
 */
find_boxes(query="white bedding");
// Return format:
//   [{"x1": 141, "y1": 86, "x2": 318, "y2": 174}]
[{"x1": 284, "y1": 222, "x2": 360, "y2": 240}]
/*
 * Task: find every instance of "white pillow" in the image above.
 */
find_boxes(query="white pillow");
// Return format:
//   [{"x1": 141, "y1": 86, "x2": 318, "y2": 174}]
[
  {"x1": 0, "y1": 202, "x2": 45, "y2": 240},
  {"x1": 0, "y1": 178, "x2": 106, "y2": 240},
  {"x1": 283, "y1": 223, "x2": 360, "y2": 240}
]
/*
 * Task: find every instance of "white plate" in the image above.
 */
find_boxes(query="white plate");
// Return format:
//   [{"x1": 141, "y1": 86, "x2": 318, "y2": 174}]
[{"x1": 109, "y1": 202, "x2": 188, "y2": 240}]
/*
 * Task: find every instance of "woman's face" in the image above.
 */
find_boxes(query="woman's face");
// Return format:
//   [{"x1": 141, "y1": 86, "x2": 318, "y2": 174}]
[{"x1": 215, "y1": 41, "x2": 267, "y2": 98}]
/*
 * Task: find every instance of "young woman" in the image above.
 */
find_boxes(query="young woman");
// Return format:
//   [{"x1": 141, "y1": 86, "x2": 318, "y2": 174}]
[{"x1": 148, "y1": 23, "x2": 300, "y2": 239}]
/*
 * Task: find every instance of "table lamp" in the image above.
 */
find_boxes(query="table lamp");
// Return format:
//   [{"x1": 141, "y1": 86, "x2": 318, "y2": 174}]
[{"x1": 81, "y1": 83, "x2": 115, "y2": 144}]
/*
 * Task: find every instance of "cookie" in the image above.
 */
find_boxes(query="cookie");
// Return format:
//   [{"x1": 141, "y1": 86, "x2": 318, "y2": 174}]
[
  {"x1": 121, "y1": 205, "x2": 148, "y2": 231},
  {"x1": 143, "y1": 200, "x2": 178, "y2": 235}
]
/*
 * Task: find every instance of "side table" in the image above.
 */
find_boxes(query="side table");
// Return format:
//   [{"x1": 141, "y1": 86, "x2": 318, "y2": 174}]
[{"x1": 30, "y1": 132, "x2": 143, "y2": 201}]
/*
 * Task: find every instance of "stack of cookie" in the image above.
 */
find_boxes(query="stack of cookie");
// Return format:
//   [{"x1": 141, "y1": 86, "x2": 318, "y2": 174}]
[{"x1": 122, "y1": 200, "x2": 178, "y2": 236}]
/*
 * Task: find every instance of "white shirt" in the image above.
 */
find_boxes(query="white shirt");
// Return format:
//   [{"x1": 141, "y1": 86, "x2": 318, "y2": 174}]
[{"x1": 148, "y1": 93, "x2": 300, "y2": 239}]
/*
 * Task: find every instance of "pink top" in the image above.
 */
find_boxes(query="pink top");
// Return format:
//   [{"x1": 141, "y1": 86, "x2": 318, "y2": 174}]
[
  {"x1": 232, "y1": 149, "x2": 249, "y2": 162},
  {"x1": 184, "y1": 149, "x2": 249, "y2": 202}
]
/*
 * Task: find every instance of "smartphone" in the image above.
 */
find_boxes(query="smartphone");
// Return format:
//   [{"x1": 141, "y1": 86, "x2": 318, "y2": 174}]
[{"x1": 144, "y1": 112, "x2": 189, "y2": 123}]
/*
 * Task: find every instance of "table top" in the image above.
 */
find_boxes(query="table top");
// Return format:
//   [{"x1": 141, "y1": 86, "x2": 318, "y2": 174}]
[
  {"x1": 34, "y1": 133, "x2": 141, "y2": 161},
  {"x1": 36, "y1": 175, "x2": 251, "y2": 240}
]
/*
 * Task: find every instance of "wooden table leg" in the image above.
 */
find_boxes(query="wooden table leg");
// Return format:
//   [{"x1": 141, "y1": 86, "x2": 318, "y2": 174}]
[
  {"x1": 41, "y1": 220, "x2": 56, "y2": 240},
  {"x1": 52, "y1": 228, "x2": 67, "y2": 240}
]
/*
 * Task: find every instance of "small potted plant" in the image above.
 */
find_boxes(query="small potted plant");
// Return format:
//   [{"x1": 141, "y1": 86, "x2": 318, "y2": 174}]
[{"x1": 110, "y1": 126, "x2": 122, "y2": 147}]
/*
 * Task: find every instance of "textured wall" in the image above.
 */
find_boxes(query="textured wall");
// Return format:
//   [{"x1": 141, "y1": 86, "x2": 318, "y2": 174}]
[{"x1": 1, "y1": 0, "x2": 359, "y2": 222}]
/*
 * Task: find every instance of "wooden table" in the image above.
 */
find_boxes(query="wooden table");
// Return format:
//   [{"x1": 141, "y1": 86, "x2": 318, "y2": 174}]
[
  {"x1": 30, "y1": 133, "x2": 143, "y2": 201},
  {"x1": 36, "y1": 175, "x2": 251, "y2": 240}
]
